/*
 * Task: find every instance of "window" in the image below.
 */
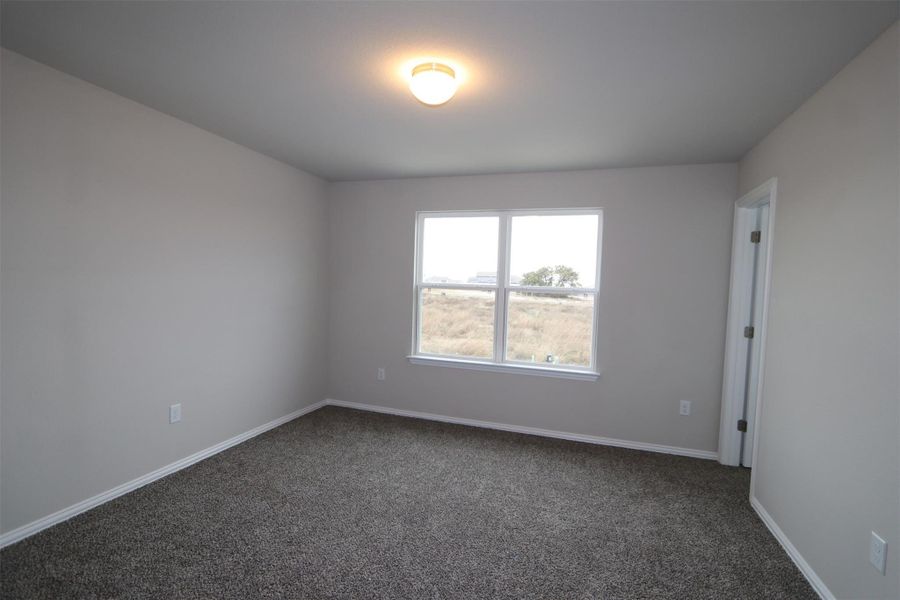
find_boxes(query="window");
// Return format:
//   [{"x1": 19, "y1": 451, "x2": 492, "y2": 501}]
[{"x1": 411, "y1": 209, "x2": 603, "y2": 379}]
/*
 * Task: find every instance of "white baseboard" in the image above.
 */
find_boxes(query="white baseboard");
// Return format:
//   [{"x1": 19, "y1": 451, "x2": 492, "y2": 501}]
[
  {"x1": 0, "y1": 399, "x2": 328, "y2": 549},
  {"x1": 324, "y1": 399, "x2": 718, "y2": 460},
  {"x1": 750, "y1": 496, "x2": 833, "y2": 600},
  {"x1": 1, "y1": 398, "x2": 718, "y2": 549}
]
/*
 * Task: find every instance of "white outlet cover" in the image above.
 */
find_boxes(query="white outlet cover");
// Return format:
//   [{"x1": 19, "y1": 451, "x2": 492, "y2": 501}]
[
  {"x1": 870, "y1": 531, "x2": 887, "y2": 574},
  {"x1": 679, "y1": 400, "x2": 691, "y2": 416},
  {"x1": 169, "y1": 403, "x2": 182, "y2": 424},
  {"x1": 377, "y1": 368, "x2": 385, "y2": 381}
]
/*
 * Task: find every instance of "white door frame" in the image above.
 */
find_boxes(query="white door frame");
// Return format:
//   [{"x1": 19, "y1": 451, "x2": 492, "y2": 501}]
[{"x1": 718, "y1": 178, "x2": 777, "y2": 467}]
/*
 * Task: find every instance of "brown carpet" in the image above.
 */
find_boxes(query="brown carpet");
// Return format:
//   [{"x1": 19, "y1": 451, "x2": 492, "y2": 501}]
[{"x1": 1, "y1": 405, "x2": 816, "y2": 599}]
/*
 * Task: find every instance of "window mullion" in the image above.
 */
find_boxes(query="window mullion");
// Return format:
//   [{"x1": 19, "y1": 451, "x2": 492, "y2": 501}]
[{"x1": 494, "y1": 214, "x2": 511, "y2": 364}]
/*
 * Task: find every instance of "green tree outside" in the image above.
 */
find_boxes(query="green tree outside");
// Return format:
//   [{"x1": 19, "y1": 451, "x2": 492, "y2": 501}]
[{"x1": 520, "y1": 265, "x2": 581, "y2": 297}]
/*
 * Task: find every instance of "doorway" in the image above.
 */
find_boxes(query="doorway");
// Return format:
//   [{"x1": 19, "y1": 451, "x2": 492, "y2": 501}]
[{"x1": 719, "y1": 179, "x2": 777, "y2": 468}]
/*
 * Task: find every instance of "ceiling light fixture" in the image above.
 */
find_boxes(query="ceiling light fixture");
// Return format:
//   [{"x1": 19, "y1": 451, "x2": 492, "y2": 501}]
[{"x1": 409, "y1": 62, "x2": 458, "y2": 106}]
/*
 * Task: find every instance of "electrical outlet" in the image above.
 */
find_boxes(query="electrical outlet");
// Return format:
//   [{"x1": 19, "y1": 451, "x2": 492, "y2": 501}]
[
  {"x1": 169, "y1": 403, "x2": 182, "y2": 424},
  {"x1": 870, "y1": 531, "x2": 887, "y2": 574},
  {"x1": 679, "y1": 400, "x2": 691, "y2": 416},
  {"x1": 377, "y1": 368, "x2": 386, "y2": 381}
]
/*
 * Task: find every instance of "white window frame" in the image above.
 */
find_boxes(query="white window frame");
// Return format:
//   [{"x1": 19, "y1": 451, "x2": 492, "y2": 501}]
[{"x1": 408, "y1": 208, "x2": 603, "y2": 381}]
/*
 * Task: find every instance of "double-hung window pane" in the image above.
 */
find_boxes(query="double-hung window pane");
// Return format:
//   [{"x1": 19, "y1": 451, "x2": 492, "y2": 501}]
[
  {"x1": 418, "y1": 216, "x2": 499, "y2": 359},
  {"x1": 421, "y1": 217, "x2": 498, "y2": 285},
  {"x1": 509, "y1": 214, "x2": 599, "y2": 289},
  {"x1": 414, "y1": 210, "x2": 602, "y2": 373},
  {"x1": 506, "y1": 292, "x2": 595, "y2": 367},
  {"x1": 506, "y1": 214, "x2": 599, "y2": 367},
  {"x1": 419, "y1": 288, "x2": 496, "y2": 358}
]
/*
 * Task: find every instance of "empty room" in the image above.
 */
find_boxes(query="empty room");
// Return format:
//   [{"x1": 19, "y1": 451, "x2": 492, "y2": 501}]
[{"x1": 1, "y1": 1, "x2": 898, "y2": 599}]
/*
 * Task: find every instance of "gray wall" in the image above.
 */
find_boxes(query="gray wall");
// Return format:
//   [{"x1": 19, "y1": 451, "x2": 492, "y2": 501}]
[
  {"x1": 0, "y1": 50, "x2": 330, "y2": 534},
  {"x1": 739, "y1": 24, "x2": 899, "y2": 600},
  {"x1": 327, "y1": 164, "x2": 736, "y2": 453}
]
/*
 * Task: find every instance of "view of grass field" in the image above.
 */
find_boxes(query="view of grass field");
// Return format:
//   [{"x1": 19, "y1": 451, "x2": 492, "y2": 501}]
[{"x1": 419, "y1": 288, "x2": 593, "y2": 366}]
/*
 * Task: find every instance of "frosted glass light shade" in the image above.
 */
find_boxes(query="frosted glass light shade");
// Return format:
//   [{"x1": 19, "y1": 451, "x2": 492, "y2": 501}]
[{"x1": 409, "y1": 62, "x2": 458, "y2": 106}]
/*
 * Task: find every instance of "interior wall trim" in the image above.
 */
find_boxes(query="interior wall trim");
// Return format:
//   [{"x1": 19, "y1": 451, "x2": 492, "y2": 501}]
[
  {"x1": 325, "y1": 398, "x2": 718, "y2": 460},
  {"x1": 1, "y1": 397, "x2": 721, "y2": 549},
  {"x1": 750, "y1": 495, "x2": 833, "y2": 600},
  {"x1": 0, "y1": 399, "x2": 329, "y2": 549}
]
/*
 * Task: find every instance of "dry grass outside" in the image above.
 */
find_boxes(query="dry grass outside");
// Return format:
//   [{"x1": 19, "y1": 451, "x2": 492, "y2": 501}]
[
  {"x1": 507, "y1": 293, "x2": 593, "y2": 366},
  {"x1": 420, "y1": 289, "x2": 495, "y2": 358},
  {"x1": 419, "y1": 288, "x2": 593, "y2": 366}
]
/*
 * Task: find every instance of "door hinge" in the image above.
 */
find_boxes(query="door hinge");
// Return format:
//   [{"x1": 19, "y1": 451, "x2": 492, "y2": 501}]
[
  {"x1": 744, "y1": 326, "x2": 755, "y2": 339},
  {"x1": 750, "y1": 230, "x2": 761, "y2": 244},
  {"x1": 737, "y1": 419, "x2": 748, "y2": 432}
]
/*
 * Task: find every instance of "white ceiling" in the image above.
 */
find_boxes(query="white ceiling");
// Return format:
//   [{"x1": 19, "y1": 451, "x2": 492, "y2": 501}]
[{"x1": 1, "y1": 1, "x2": 896, "y2": 181}]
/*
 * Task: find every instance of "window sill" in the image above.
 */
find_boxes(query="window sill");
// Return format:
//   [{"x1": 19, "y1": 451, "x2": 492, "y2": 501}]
[{"x1": 407, "y1": 355, "x2": 600, "y2": 381}]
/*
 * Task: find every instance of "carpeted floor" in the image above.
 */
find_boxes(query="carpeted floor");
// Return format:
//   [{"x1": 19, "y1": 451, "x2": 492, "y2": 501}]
[{"x1": 1, "y1": 406, "x2": 816, "y2": 599}]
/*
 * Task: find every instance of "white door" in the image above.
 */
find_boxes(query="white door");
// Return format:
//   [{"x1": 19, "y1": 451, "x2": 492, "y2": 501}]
[{"x1": 740, "y1": 205, "x2": 769, "y2": 467}]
